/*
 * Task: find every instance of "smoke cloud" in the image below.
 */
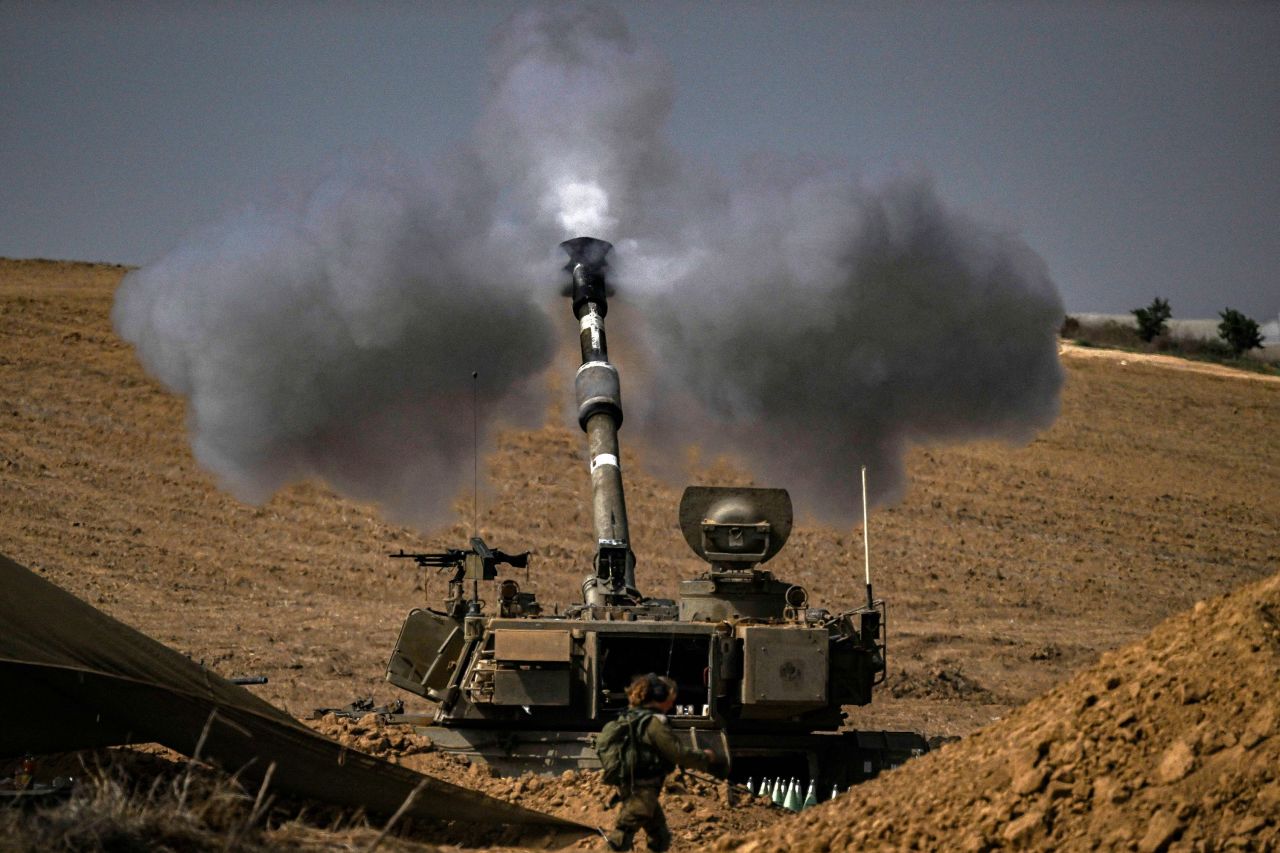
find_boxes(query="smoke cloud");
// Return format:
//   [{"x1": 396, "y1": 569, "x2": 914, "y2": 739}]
[
  {"x1": 114, "y1": 2, "x2": 1063, "y2": 527},
  {"x1": 473, "y1": 3, "x2": 694, "y2": 272},
  {"x1": 112, "y1": 148, "x2": 554, "y2": 525},
  {"x1": 631, "y1": 168, "x2": 1063, "y2": 517}
]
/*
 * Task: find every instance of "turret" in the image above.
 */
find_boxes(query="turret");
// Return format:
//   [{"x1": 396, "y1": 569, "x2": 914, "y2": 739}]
[{"x1": 561, "y1": 237, "x2": 638, "y2": 607}]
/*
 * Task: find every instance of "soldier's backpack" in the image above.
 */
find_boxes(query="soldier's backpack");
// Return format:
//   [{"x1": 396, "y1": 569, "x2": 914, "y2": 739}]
[{"x1": 596, "y1": 708, "x2": 662, "y2": 786}]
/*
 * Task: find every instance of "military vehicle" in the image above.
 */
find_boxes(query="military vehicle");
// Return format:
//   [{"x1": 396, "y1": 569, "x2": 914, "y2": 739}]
[{"x1": 383, "y1": 237, "x2": 927, "y2": 789}]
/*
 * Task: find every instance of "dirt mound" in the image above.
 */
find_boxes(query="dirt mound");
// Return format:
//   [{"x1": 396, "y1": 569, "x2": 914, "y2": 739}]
[
  {"x1": 886, "y1": 667, "x2": 997, "y2": 702},
  {"x1": 309, "y1": 712, "x2": 778, "y2": 845},
  {"x1": 712, "y1": 572, "x2": 1280, "y2": 851},
  {"x1": 306, "y1": 714, "x2": 782, "y2": 848}
]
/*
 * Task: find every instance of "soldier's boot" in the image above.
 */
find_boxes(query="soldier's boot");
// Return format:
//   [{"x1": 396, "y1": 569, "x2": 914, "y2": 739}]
[
  {"x1": 646, "y1": 824, "x2": 672, "y2": 852},
  {"x1": 605, "y1": 828, "x2": 635, "y2": 851}
]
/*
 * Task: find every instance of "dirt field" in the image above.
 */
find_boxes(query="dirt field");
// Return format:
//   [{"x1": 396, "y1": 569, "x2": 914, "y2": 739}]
[{"x1": 2, "y1": 258, "x2": 1278, "y2": 848}]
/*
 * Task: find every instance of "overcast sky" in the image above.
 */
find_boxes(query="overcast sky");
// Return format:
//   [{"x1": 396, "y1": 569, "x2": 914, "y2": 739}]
[{"x1": 2, "y1": 1, "x2": 1277, "y2": 320}]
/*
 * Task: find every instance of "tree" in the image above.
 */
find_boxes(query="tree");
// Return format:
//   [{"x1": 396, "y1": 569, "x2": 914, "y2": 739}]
[
  {"x1": 1131, "y1": 297, "x2": 1172, "y2": 342},
  {"x1": 1217, "y1": 308, "x2": 1264, "y2": 357}
]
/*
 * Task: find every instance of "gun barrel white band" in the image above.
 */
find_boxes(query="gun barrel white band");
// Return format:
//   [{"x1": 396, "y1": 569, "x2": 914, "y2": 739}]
[
  {"x1": 591, "y1": 453, "x2": 619, "y2": 472},
  {"x1": 580, "y1": 312, "x2": 604, "y2": 351},
  {"x1": 576, "y1": 360, "x2": 615, "y2": 376}
]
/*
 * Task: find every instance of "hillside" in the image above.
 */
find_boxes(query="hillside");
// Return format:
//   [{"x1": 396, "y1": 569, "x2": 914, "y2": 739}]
[{"x1": 2, "y1": 258, "x2": 1278, "y2": 847}]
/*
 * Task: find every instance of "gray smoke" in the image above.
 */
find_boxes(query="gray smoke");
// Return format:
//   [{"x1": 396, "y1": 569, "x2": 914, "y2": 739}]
[
  {"x1": 473, "y1": 3, "x2": 694, "y2": 271},
  {"x1": 112, "y1": 148, "x2": 554, "y2": 525},
  {"x1": 627, "y1": 167, "x2": 1063, "y2": 518},
  {"x1": 114, "y1": 2, "x2": 1063, "y2": 527}
]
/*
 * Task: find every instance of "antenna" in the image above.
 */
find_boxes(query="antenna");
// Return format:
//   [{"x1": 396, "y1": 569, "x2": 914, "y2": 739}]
[
  {"x1": 861, "y1": 465, "x2": 874, "y2": 609},
  {"x1": 471, "y1": 370, "x2": 479, "y2": 539}
]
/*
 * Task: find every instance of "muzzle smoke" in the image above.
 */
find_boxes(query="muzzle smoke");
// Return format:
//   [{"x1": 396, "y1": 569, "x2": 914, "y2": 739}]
[
  {"x1": 113, "y1": 2, "x2": 1063, "y2": 526},
  {"x1": 631, "y1": 170, "x2": 1063, "y2": 516},
  {"x1": 112, "y1": 149, "x2": 553, "y2": 525}
]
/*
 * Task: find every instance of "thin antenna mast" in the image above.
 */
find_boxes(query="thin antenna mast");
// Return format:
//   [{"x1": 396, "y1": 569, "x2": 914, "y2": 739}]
[
  {"x1": 471, "y1": 370, "x2": 479, "y2": 539},
  {"x1": 861, "y1": 465, "x2": 874, "y2": 609}
]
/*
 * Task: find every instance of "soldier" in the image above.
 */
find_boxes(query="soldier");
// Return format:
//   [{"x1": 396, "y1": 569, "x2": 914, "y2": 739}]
[{"x1": 601, "y1": 674, "x2": 717, "y2": 852}]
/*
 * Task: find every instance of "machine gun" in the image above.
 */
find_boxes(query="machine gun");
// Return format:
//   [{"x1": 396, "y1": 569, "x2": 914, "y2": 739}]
[{"x1": 391, "y1": 538, "x2": 530, "y2": 619}]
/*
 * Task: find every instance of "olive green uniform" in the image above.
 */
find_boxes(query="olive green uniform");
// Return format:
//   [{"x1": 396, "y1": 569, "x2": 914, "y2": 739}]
[{"x1": 606, "y1": 710, "x2": 710, "y2": 852}]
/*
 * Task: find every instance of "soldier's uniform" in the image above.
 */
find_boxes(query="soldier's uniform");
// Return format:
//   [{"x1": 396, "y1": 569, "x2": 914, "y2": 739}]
[{"x1": 606, "y1": 709, "x2": 711, "y2": 852}]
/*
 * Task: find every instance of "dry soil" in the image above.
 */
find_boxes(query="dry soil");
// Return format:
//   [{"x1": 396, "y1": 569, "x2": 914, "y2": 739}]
[{"x1": 2, "y1": 259, "x2": 1277, "y2": 850}]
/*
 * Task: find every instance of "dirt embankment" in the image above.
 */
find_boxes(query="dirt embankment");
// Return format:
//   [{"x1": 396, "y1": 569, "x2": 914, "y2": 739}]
[
  {"x1": 1059, "y1": 341, "x2": 1280, "y2": 385},
  {"x1": 307, "y1": 714, "x2": 782, "y2": 849},
  {"x1": 712, "y1": 570, "x2": 1280, "y2": 851}
]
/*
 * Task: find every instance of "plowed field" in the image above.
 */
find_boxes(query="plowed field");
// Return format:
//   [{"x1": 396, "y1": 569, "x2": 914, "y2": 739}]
[{"x1": 2, "y1": 258, "x2": 1277, "y2": 849}]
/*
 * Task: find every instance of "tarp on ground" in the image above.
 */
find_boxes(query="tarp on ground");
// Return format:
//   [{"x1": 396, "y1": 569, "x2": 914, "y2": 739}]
[{"x1": 0, "y1": 551, "x2": 587, "y2": 831}]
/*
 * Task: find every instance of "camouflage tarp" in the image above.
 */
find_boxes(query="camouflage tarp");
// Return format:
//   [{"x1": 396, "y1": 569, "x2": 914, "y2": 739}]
[{"x1": 0, "y1": 551, "x2": 587, "y2": 831}]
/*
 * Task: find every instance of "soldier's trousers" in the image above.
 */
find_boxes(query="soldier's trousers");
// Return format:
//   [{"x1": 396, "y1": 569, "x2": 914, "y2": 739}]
[{"x1": 606, "y1": 784, "x2": 671, "y2": 852}]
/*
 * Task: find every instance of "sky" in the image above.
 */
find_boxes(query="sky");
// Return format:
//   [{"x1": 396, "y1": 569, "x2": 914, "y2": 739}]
[{"x1": 2, "y1": 1, "x2": 1277, "y2": 321}]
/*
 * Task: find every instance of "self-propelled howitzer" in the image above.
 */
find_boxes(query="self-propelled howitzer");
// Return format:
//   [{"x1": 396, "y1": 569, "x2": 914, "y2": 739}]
[{"x1": 383, "y1": 237, "x2": 926, "y2": 787}]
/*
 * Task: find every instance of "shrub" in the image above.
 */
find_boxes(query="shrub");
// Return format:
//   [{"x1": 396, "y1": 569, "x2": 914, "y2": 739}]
[
  {"x1": 1073, "y1": 319, "x2": 1140, "y2": 349},
  {"x1": 1156, "y1": 334, "x2": 1233, "y2": 359},
  {"x1": 0, "y1": 754, "x2": 265, "y2": 852},
  {"x1": 1131, "y1": 297, "x2": 1172, "y2": 342},
  {"x1": 1217, "y1": 308, "x2": 1263, "y2": 357}
]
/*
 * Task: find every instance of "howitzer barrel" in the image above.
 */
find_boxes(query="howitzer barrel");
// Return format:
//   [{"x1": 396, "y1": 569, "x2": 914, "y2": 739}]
[{"x1": 561, "y1": 237, "x2": 637, "y2": 605}]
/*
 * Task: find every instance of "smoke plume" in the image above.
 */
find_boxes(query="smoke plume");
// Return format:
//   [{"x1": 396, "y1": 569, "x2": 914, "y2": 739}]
[
  {"x1": 473, "y1": 3, "x2": 684, "y2": 265},
  {"x1": 114, "y1": 2, "x2": 1063, "y2": 527},
  {"x1": 112, "y1": 148, "x2": 553, "y2": 525},
  {"x1": 631, "y1": 168, "x2": 1063, "y2": 517}
]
